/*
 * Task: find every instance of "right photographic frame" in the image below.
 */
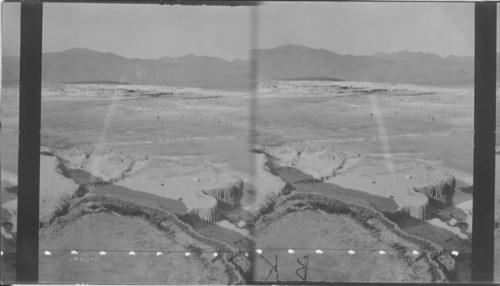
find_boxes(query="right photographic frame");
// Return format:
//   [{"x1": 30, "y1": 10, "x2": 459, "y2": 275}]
[{"x1": 249, "y1": 1, "x2": 495, "y2": 284}]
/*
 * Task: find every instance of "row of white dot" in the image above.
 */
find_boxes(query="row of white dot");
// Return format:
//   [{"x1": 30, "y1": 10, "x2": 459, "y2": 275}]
[
  {"x1": 272, "y1": 249, "x2": 458, "y2": 256},
  {"x1": 0, "y1": 249, "x2": 458, "y2": 257}
]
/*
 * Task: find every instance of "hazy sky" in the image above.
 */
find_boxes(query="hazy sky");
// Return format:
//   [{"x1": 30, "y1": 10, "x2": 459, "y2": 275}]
[{"x1": 2, "y1": 2, "x2": 479, "y2": 60}]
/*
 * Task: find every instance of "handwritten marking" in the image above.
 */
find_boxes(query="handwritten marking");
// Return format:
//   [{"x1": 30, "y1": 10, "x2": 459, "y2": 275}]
[
  {"x1": 260, "y1": 254, "x2": 279, "y2": 282},
  {"x1": 296, "y1": 255, "x2": 310, "y2": 282}
]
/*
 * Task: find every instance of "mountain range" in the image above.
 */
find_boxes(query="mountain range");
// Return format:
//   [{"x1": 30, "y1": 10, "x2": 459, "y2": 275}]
[{"x1": 2, "y1": 44, "x2": 478, "y2": 89}]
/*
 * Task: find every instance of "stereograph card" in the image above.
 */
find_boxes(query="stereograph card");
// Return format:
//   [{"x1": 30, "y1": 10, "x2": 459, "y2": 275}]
[{"x1": 0, "y1": 0, "x2": 497, "y2": 284}]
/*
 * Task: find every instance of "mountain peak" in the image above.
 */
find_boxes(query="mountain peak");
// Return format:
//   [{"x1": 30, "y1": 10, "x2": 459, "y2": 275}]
[
  {"x1": 261, "y1": 45, "x2": 340, "y2": 57},
  {"x1": 55, "y1": 48, "x2": 125, "y2": 60},
  {"x1": 160, "y1": 53, "x2": 231, "y2": 64},
  {"x1": 372, "y1": 50, "x2": 448, "y2": 62},
  {"x1": 60, "y1": 48, "x2": 101, "y2": 55},
  {"x1": 269, "y1": 44, "x2": 316, "y2": 52}
]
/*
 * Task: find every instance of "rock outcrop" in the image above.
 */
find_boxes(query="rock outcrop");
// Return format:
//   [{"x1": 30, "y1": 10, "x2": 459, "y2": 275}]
[
  {"x1": 242, "y1": 153, "x2": 287, "y2": 217},
  {"x1": 188, "y1": 179, "x2": 245, "y2": 223},
  {"x1": 54, "y1": 146, "x2": 148, "y2": 183},
  {"x1": 414, "y1": 176, "x2": 456, "y2": 206},
  {"x1": 114, "y1": 156, "x2": 248, "y2": 223},
  {"x1": 201, "y1": 179, "x2": 244, "y2": 209},
  {"x1": 2, "y1": 200, "x2": 17, "y2": 234},
  {"x1": 185, "y1": 190, "x2": 222, "y2": 223},
  {"x1": 456, "y1": 199, "x2": 472, "y2": 233},
  {"x1": 265, "y1": 145, "x2": 359, "y2": 180},
  {"x1": 188, "y1": 202, "x2": 221, "y2": 223},
  {"x1": 399, "y1": 188, "x2": 430, "y2": 220},
  {"x1": 40, "y1": 155, "x2": 80, "y2": 225}
]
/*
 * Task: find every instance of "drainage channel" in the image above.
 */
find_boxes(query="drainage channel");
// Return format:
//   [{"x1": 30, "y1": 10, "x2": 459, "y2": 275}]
[{"x1": 54, "y1": 155, "x2": 188, "y2": 215}]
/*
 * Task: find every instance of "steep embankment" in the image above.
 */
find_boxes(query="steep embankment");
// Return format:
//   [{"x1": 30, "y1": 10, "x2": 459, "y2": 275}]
[
  {"x1": 52, "y1": 146, "x2": 288, "y2": 227},
  {"x1": 262, "y1": 145, "x2": 471, "y2": 235},
  {"x1": 53, "y1": 147, "x2": 247, "y2": 223},
  {"x1": 398, "y1": 188, "x2": 430, "y2": 220},
  {"x1": 397, "y1": 176, "x2": 457, "y2": 221},
  {"x1": 202, "y1": 179, "x2": 244, "y2": 209},
  {"x1": 187, "y1": 179, "x2": 245, "y2": 223},
  {"x1": 414, "y1": 176, "x2": 456, "y2": 207}
]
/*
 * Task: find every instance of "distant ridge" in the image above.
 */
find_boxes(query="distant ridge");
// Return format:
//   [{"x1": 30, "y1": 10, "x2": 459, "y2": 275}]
[
  {"x1": 63, "y1": 80, "x2": 131, "y2": 85},
  {"x1": 2, "y1": 45, "x2": 480, "y2": 89},
  {"x1": 278, "y1": 77, "x2": 344, "y2": 82},
  {"x1": 255, "y1": 45, "x2": 475, "y2": 86}
]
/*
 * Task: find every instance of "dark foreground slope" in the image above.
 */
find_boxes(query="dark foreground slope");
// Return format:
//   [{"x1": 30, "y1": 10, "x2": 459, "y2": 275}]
[
  {"x1": 251, "y1": 192, "x2": 456, "y2": 283},
  {"x1": 40, "y1": 195, "x2": 251, "y2": 284}
]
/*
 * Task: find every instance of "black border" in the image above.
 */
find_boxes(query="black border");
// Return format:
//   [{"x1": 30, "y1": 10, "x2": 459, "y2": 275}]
[
  {"x1": 16, "y1": 2, "x2": 42, "y2": 283},
  {"x1": 473, "y1": 2, "x2": 497, "y2": 283}
]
